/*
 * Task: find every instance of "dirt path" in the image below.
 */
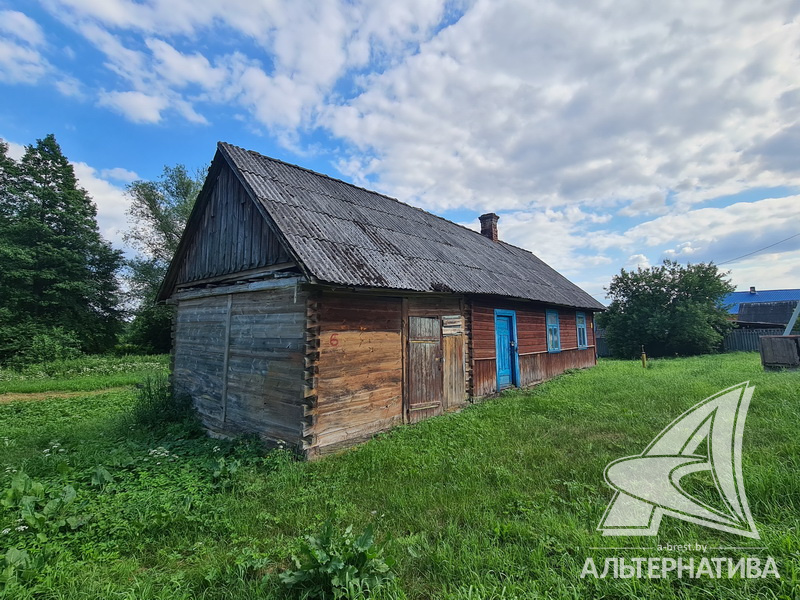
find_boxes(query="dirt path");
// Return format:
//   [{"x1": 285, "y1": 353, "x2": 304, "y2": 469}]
[{"x1": 0, "y1": 386, "x2": 130, "y2": 404}]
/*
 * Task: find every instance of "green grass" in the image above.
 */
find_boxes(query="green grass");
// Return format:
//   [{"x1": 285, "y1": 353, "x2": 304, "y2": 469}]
[
  {"x1": 0, "y1": 355, "x2": 169, "y2": 394},
  {"x1": 0, "y1": 352, "x2": 798, "y2": 598}
]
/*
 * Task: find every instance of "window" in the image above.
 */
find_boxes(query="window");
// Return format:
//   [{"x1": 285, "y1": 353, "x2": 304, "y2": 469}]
[
  {"x1": 546, "y1": 310, "x2": 560, "y2": 352},
  {"x1": 576, "y1": 312, "x2": 588, "y2": 348}
]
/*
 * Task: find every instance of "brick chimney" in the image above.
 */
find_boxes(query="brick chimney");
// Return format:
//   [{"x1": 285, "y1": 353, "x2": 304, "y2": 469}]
[
  {"x1": 749, "y1": 286, "x2": 757, "y2": 295},
  {"x1": 479, "y1": 213, "x2": 499, "y2": 242}
]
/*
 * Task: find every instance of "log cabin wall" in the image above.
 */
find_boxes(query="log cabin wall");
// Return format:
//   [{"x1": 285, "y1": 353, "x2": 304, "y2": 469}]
[
  {"x1": 470, "y1": 298, "x2": 596, "y2": 397},
  {"x1": 310, "y1": 292, "x2": 404, "y2": 455},
  {"x1": 172, "y1": 281, "x2": 307, "y2": 447}
]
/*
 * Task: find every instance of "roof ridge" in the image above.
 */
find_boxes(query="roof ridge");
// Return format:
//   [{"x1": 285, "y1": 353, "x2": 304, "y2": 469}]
[
  {"x1": 214, "y1": 141, "x2": 604, "y2": 311},
  {"x1": 730, "y1": 288, "x2": 800, "y2": 293},
  {"x1": 218, "y1": 141, "x2": 497, "y2": 246}
]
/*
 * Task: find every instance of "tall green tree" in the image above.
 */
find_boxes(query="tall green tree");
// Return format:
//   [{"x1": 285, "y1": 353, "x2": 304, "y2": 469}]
[
  {"x1": 0, "y1": 134, "x2": 123, "y2": 362},
  {"x1": 123, "y1": 165, "x2": 204, "y2": 353},
  {"x1": 598, "y1": 260, "x2": 735, "y2": 358}
]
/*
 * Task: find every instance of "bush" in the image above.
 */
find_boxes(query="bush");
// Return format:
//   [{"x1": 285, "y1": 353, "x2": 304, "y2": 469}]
[
  {"x1": 6, "y1": 327, "x2": 83, "y2": 370},
  {"x1": 280, "y1": 521, "x2": 400, "y2": 599},
  {"x1": 599, "y1": 260, "x2": 735, "y2": 358},
  {"x1": 130, "y1": 375, "x2": 193, "y2": 428}
]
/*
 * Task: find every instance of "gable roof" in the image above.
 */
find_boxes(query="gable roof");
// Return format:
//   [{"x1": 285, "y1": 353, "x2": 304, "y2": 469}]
[
  {"x1": 160, "y1": 142, "x2": 604, "y2": 311},
  {"x1": 724, "y1": 289, "x2": 800, "y2": 314}
]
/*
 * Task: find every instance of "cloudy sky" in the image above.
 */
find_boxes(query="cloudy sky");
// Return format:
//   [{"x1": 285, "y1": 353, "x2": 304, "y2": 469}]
[{"x1": 2, "y1": 0, "x2": 799, "y2": 301}]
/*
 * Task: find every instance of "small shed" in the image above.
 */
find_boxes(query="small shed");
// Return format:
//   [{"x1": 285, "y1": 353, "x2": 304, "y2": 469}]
[{"x1": 158, "y1": 142, "x2": 605, "y2": 457}]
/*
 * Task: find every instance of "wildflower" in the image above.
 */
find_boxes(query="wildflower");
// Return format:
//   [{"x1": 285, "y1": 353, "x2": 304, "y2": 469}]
[
  {"x1": 212, "y1": 446, "x2": 221, "y2": 453},
  {"x1": 1, "y1": 528, "x2": 10, "y2": 535},
  {"x1": 15, "y1": 525, "x2": 27, "y2": 532},
  {"x1": 148, "y1": 446, "x2": 171, "y2": 458}
]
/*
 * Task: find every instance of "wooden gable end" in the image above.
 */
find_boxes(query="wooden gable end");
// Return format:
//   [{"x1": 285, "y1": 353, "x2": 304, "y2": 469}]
[{"x1": 171, "y1": 162, "x2": 294, "y2": 288}]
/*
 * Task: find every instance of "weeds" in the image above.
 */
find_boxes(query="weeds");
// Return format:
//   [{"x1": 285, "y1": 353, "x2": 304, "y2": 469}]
[
  {"x1": 280, "y1": 521, "x2": 399, "y2": 599},
  {"x1": 0, "y1": 352, "x2": 797, "y2": 598},
  {"x1": 0, "y1": 354, "x2": 168, "y2": 394},
  {"x1": 129, "y1": 375, "x2": 193, "y2": 428}
]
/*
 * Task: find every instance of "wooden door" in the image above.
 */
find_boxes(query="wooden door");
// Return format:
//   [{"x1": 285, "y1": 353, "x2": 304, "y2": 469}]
[
  {"x1": 495, "y1": 313, "x2": 515, "y2": 389},
  {"x1": 442, "y1": 315, "x2": 466, "y2": 410},
  {"x1": 406, "y1": 316, "x2": 443, "y2": 422}
]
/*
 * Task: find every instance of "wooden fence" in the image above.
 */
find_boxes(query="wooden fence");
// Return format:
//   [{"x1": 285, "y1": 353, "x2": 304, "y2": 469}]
[{"x1": 723, "y1": 328, "x2": 783, "y2": 352}]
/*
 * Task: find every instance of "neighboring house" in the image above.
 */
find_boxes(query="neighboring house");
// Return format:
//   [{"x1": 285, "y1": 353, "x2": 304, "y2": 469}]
[
  {"x1": 158, "y1": 142, "x2": 605, "y2": 457},
  {"x1": 724, "y1": 287, "x2": 800, "y2": 327}
]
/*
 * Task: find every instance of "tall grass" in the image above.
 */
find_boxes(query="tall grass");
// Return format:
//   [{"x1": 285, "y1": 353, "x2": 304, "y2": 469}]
[
  {"x1": 0, "y1": 354, "x2": 169, "y2": 394},
  {"x1": 0, "y1": 352, "x2": 797, "y2": 599},
  {"x1": 129, "y1": 375, "x2": 194, "y2": 428}
]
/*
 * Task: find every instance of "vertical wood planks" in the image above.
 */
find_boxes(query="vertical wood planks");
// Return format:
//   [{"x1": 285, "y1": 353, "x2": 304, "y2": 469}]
[
  {"x1": 407, "y1": 315, "x2": 444, "y2": 423},
  {"x1": 174, "y1": 166, "x2": 293, "y2": 285},
  {"x1": 442, "y1": 334, "x2": 466, "y2": 409}
]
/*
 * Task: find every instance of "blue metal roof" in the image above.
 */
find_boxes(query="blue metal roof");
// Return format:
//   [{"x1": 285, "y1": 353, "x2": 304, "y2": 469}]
[{"x1": 724, "y1": 289, "x2": 800, "y2": 314}]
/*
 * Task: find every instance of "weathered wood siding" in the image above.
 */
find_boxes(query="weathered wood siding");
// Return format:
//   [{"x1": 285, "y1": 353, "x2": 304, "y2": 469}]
[
  {"x1": 759, "y1": 335, "x2": 800, "y2": 370},
  {"x1": 174, "y1": 166, "x2": 292, "y2": 285},
  {"x1": 310, "y1": 293, "x2": 404, "y2": 454},
  {"x1": 173, "y1": 284, "x2": 307, "y2": 445},
  {"x1": 471, "y1": 299, "x2": 597, "y2": 397}
]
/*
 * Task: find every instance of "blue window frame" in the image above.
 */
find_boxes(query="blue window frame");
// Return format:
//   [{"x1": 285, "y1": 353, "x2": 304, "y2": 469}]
[
  {"x1": 576, "y1": 312, "x2": 588, "y2": 349},
  {"x1": 546, "y1": 310, "x2": 561, "y2": 352}
]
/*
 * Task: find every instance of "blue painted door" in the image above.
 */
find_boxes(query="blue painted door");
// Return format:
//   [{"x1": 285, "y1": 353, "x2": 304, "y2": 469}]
[{"x1": 495, "y1": 315, "x2": 513, "y2": 388}]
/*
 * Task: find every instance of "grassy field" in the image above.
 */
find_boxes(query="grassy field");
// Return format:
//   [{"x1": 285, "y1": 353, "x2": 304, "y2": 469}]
[
  {"x1": 0, "y1": 355, "x2": 169, "y2": 395},
  {"x1": 0, "y1": 353, "x2": 798, "y2": 599}
]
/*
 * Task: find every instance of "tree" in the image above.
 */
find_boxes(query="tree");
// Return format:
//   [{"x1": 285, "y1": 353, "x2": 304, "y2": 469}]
[
  {"x1": 598, "y1": 260, "x2": 735, "y2": 358},
  {"x1": 122, "y1": 165, "x2": 204, "y2": 353},
  {"x1": 0, "y1": 134, "x2": 123, "y2": 363}
]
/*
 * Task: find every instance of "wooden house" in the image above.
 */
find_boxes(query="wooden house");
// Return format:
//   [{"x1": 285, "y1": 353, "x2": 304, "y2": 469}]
[{"x1": 158, "y1": 142, "x2": 605, "y2": 458}]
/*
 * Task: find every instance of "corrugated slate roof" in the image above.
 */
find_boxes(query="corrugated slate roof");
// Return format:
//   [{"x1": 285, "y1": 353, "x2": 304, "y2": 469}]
[
  {"x1": 724, "y1": 289, "x2": 800, "y2": 314},
  {"x1": 738, "y1": 301, "x2": 798, "y2": 325},
  {"x1": 211, "y1": 142, "x2": 604, "y2": 310}
]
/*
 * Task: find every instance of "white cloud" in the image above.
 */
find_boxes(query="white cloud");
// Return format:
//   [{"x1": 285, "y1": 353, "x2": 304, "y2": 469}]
[
  {"x1": 625, "y1": 254, "x2": 651, "y2": 270},
  {"x1": 321, "y1": 0, "x2": 800, "y2": 215},
  {"x1": 100, "y1": 167, "x2": 138, "y2": 182},
  {"x1": 54, "y1": 76, "x2": 84, "y2": 98},
  {"x1": 41, "y1": 0, "x2": 450, "y2": 128},
  {"x1": 0, "y1": 10, "x2": 45, "y2": 46},
  {"x1": 3, "y1": 139, "x2": 25, "y2": 160},
  {"x1": 725, "y1": 249, "x2": 800, "y2": 291},
  {"x1": 145, "y1": 38, "x2": 227, "y2": 90},
  {"x1": 98, "y1": 90, "x2": 169, "y2": 123},
  {"x1": 626, "y1": 196, "x2": 800, "y2": 255},
  {"x1": 0, "y1": 11, "x2": 88, "y2": 96},
  {"x1": 72, "y1": 161, "x2": 131, "y2": 248},
  {"x1": 0, "y1": 38, "x2": 49, "y2": 84}
]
